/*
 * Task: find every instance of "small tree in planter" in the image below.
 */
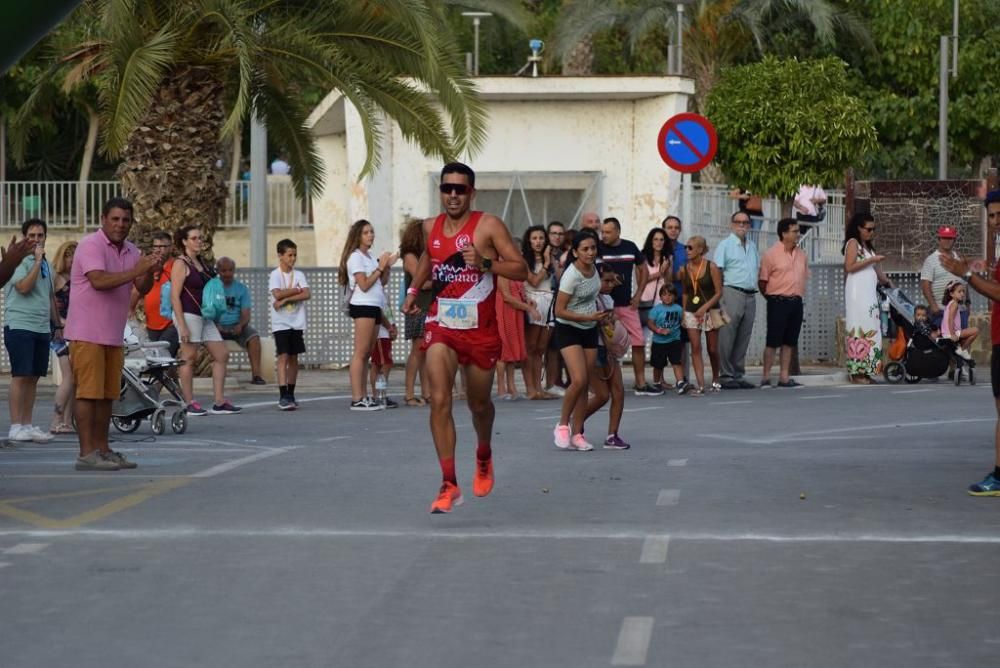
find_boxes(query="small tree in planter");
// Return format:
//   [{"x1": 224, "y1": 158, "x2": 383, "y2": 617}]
[{"x1": 706, "y1": 56, "x2": 877, "y2": 212}]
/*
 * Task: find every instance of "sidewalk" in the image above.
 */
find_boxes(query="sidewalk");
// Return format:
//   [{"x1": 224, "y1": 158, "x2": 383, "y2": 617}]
[{"x1": 0, "y1": 364, "x2": 856, "y2": 394}]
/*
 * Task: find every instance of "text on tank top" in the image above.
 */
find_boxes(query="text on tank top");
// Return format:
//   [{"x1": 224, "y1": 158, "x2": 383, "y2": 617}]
[{"x1": 426, "y1": 211, "x2": 496, "y2": 331}]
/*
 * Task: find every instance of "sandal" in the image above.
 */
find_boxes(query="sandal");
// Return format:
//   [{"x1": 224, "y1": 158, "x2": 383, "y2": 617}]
[
  {"x1": 404, "y1": 396, "x2": 426, "y2": 407},
  {"x1": 49, "y1": 422, "x2": 76, "y2": 434}
]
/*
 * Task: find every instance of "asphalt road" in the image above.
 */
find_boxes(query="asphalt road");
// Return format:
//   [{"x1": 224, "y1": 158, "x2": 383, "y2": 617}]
[{"x1": 2, "y1": 380, "x2": 999, "y2": 667}]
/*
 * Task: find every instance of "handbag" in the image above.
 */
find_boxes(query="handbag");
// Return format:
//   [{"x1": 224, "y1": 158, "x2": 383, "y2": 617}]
[{"x1": 705, "y1": 308, "x2": 731, "y2": 330}]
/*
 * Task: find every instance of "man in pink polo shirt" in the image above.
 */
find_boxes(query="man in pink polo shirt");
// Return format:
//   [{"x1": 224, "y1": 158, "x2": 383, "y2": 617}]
[
  {"x1": 758, "y1": 218, "x2": 809, "y2": 388},
  {"x1": 65, "y1": 198, "x2": 160, "y2": 471}
]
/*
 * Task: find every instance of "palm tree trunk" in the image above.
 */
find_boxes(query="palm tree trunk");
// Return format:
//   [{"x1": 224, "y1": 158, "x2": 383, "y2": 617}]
[
  {"x1": 561, "y1": 37, "x2": 594, "y2": 75},
  {"x1": 78, "y1": 104, "x2": 99, "y2": 227},
  {"x1": 117, "y1": 66, "x2": 227, "y2": 255}
]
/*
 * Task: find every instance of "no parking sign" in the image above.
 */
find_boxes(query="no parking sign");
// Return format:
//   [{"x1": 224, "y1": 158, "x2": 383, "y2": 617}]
[{"x1": 657, "y1": 113, "x2": 717, "y2": 173}]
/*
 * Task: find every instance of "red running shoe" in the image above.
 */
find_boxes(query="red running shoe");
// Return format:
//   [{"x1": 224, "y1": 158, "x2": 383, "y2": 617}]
[
  {"x1": 473, "y1": 458, "x2": 494, "y2": 497},
  {"x1": 429, "y1": 481, "x2": 463, "y2": 514}
]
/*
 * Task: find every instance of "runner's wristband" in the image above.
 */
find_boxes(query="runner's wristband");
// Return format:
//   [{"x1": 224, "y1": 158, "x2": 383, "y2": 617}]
[{"x1": 406, "y1": 287, "x2": 418, "y2": 296}]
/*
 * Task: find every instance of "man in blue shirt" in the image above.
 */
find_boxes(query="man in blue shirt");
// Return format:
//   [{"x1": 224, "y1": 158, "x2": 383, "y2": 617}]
[
  {"x1": 217, "y1": 257, "x2": 265, "y2": 385},
  {"x1": 714, "y1": 211, "x2": 761, "y2": 389}
]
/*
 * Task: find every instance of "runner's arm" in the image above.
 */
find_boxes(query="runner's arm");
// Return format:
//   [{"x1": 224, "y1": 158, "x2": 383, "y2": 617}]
[
  {"x1": 482, "y1": 216, "x2": 528, "y2": 281},
  {"x1": 940, "y1": 253, "x2": 1000, "y2": 302}
]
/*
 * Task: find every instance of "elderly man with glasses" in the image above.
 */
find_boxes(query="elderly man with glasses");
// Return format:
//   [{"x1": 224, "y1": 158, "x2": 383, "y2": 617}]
[{"x1": 714, "y1": 211, "x2": 761, "y2": 389}]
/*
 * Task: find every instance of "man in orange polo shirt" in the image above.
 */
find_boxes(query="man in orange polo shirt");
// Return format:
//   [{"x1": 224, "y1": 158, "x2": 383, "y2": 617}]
[
  {"x1": 758, "y1": 218, "x2": 809, "y2": 388},
  {"x1": 138, "y1": 231, "x2": 178, "y2": 356}
]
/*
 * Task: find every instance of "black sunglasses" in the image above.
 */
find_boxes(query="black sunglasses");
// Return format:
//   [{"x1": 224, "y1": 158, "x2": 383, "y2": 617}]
[
  {"x1": 862, "y1": 226, "x2": 876, "y2": 232},
  {"x1": 685, "y1": 245, "x2": 695, "y2": 250},
  {"x1": 439, "y1": 183, "x2": 470, "y2": 195}
]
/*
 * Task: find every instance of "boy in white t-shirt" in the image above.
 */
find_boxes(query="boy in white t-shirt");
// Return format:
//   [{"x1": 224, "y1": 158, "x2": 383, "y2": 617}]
[
  {"x1": 269, "y1": 239, "x2": 310, "y2": 410},
  {"x1": 368, "y1": 311, "x2": 398, "y2": 408}
]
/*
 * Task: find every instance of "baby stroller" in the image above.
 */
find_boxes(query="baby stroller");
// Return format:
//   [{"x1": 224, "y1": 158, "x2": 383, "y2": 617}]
[
  {"x1": 112, "y1": 325, "x2": 188, "y2": 434},
  {"x1": 879, "y1": 286, "x2": 975, "y2": 386}
]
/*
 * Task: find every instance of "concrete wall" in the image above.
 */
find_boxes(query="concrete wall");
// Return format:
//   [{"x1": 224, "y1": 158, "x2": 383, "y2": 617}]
[{"x1": 309, "y1": 76, "x2": 694, "y2": 257}]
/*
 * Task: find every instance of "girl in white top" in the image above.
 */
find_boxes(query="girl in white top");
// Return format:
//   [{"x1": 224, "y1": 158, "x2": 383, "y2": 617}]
[
  {"x1": 338, "y1": 219, "x2": 398, "y2": 410},
  {"x1": 521, "y1": 225, "x2": 556, "y2": 400},
  {"x1": 552, "y1": 230, "x2": 609, "y2": 451}
]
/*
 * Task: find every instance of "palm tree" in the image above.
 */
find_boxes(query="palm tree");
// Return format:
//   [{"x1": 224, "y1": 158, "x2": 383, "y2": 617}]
[
  {"x1": 554, "y1": 0, "x2": 868, "y2": 114},
  {"x1": 19, "y1": 0, "x2": 488, "y2": 248}
]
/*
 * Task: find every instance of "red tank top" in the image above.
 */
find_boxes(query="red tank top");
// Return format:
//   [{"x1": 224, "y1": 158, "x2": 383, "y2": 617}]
[{"x1": 425, "y1": 211, "x2": 497, "y2": 332}]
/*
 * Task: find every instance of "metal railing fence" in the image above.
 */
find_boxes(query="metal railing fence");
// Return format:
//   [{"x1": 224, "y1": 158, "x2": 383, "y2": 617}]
[{"x1": 0, "y1": 180, "x2": 311, "y2": 230}]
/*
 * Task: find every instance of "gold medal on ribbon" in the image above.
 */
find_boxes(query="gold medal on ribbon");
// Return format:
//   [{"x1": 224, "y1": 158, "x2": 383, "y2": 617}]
[{"x1": 692, "y1": 296, "x2": 701, "y2": 305}]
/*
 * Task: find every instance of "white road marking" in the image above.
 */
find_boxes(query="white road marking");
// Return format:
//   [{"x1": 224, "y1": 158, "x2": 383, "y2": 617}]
[
  {"x1": 623, "y1": 406, "x2": 659, "y2": 414},
  {"x1": 611, "y1": 617, "x2": 655, "y2": 666},
  {"x1": 892, "y1": 389, "x2": 933, "y2": 394},
  {"x1": 316, "y1": 436, "x2": 349, "y2": 442},
  {"x1": 2, "y1": 528, "x2": 1000, "y2": 544},
  {"x1": 656, "y1": 489, "x2": 681, "y2": 506},
  {"x1": 667, "y1": 459, "x2": 688, "y2": 467},
  {"x1": 704, "y1": 417, "x2": 995, "y2": 445},
  {"x1": 0, "y1": 562, "x2": 10, "y2": 568},
  {"x1": 710, "y1": 400, "x2": 754, "y2": 405},
  {"x1": 238, "y1": 394, "x2": 350, "y2": 410},
  {"x1": 639, "y1": 536, "x2": 670, "y2": 565},
  {"x1": 374, "y1": 429, "x2": 408, "y2": 435},
  {"x1": 3, "y1": 542, "x2": 49, "y2": 555},
  {"x1": 189, "y1": 446, "x2": 299, "y2": 478},
  {"x1": 799, "y1": 394, "x2": 843, "y2": 400}
]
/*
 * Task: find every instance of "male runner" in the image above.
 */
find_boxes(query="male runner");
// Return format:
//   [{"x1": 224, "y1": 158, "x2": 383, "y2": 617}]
[{"x1": 403, "y1": 162, "x2": 528, "y2": 513}]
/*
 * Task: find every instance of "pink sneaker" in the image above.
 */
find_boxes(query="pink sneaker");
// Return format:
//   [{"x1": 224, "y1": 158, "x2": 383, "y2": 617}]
[
  {"x1": 553, "y1": 424, "x2": 571, "y2": 449},
  {"x1": 569, "y1": 434, "x2": 594, "y2": 451}
]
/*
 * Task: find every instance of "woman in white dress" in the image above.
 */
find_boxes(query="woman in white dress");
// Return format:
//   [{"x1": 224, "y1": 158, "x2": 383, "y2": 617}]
[
  {"x1": 522, "y1": 225, "x2": 557, "y2": 399},
  {"x1": 843, "y1": 212, "x2": 892, "y2": 384}
]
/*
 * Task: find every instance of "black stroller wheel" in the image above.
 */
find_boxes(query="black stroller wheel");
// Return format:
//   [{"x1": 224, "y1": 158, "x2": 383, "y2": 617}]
[
  {"x1": 969, "y1": 367, "x2": 976, "y2": 385},
  {"x1": 954, "y1": 365, "x2": 963, "y2": 386},
  {"x1": 883, "y1": 362, "x2": 905, "y2": 384},
  {"x1": 904, "y1": 373, "x2": 922, "y2": 384},
  {"x1": 112, "y1": 416, "x2": 141, "y2": 433}
]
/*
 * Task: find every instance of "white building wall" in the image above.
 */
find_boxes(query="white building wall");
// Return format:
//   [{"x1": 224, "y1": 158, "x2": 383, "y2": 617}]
[{"x1": 310, "y1": 77, "x2": 694, "y2": 260}]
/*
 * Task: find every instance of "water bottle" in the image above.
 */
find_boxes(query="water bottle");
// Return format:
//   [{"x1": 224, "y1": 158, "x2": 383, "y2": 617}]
[{"x1": 375, "y1": 376, "x2": 387, "y2": 408}]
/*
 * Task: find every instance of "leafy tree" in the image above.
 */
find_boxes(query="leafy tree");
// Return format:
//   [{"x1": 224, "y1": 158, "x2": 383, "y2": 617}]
[
  {"x1": 553, "y1": 0, "x2": 868, "y2": 113},
  {"x1": 841, "y1": 0, "x2": 1000, "y2": 178},
  {"x1": 20, "y1": 0, "x2": 488, "y2": 249},
  {"x1": 706, "y1": 56, "x2": 877, "y2": 201}
]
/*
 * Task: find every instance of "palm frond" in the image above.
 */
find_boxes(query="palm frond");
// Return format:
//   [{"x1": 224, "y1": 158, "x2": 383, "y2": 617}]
[
  {"x1": 552, "y1": 0, "x2": 629, "y2": 62},
  {"x1": 255, "y1": 81, "x2": 325, "y2": 200},
  {"x1": 441, "y1": 0, "x2": 534, "y2": 34},
  {"x1": 100, "y1": 23, "x2": 178, "y2": 156}
]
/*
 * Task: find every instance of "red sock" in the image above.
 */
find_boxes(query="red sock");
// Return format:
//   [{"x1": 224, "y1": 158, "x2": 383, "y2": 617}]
[
  {"x1": 440, "y1": 457, "x2": 457, "y2": 484},
  {"x1": 476, "y1": 442, "x2": 492, "y2": 461}
]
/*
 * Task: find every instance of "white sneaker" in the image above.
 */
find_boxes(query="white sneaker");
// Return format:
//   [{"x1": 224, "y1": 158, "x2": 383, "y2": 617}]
[
  {"x1": 8, "y1": 424, "x2": 22, "y2": 439},
  {"x1": 956, "y1": 347, "x2": 973, "y2": 361},
  {"x1": 11, "y1": 426, "x2": 34, "y2": 442},
  {"x1": 545, "y1": 385, "x2": 566, "y2": 397},
  {"x1": 25, "y1": 426, "x2": 54, "y2": 442}
]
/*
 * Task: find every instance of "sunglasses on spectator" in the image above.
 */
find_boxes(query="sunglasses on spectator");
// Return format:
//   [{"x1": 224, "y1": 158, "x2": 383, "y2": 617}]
[
  {"x1": 862, "y1": 226, "x2": 876, "y2": 232},
  {"x1": 439, "y1": 184, "x2": 470, "y2": 195},
  {"x1": 685, "y1": 245, "x2": 696, "y2": 250}
]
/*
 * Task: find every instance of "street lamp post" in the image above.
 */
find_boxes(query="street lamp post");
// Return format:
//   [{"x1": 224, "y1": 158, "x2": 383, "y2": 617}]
[{"x1": 461, "y1": 11, "x2": 492, "y2": 76}]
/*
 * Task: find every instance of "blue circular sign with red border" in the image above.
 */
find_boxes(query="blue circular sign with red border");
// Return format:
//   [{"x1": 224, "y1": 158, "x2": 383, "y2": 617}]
[{"x1": 657, "y1": 113, "x2": 718, "y2": 173}]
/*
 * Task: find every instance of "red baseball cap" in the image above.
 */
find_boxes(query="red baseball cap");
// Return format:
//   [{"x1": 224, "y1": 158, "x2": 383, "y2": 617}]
[{"x1": 937, "y1": 225, "x2": 958, "y2": 238}]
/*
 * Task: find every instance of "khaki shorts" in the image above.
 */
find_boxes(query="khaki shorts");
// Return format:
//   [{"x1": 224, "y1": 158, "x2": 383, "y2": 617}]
[
  {"x1": 175, "y1": 312, "x2": 222, "y2": 343},
  {"x1": 70, "y1": 341, "x2": 124, "y2": 401}
]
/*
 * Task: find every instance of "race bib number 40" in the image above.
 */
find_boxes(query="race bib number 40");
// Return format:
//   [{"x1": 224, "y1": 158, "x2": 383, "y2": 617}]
[{"x1": 438, "y1": 298, "x2": 478, "y2": 330}]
